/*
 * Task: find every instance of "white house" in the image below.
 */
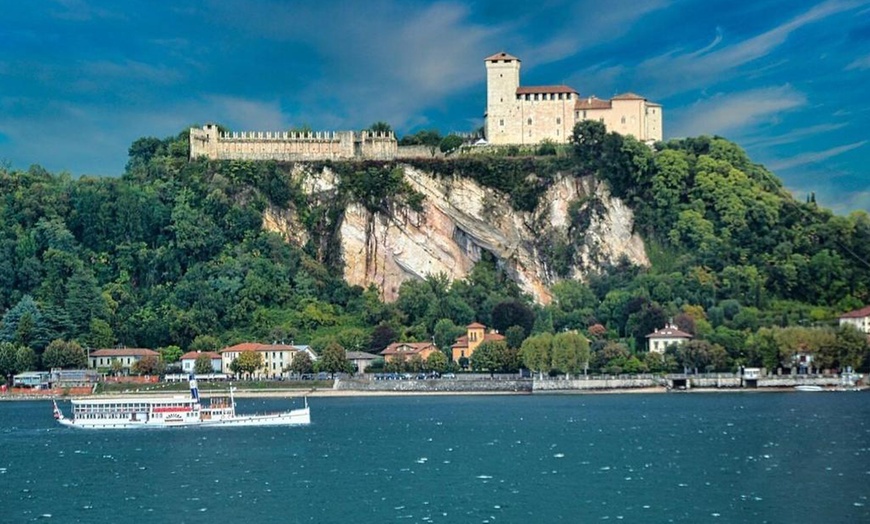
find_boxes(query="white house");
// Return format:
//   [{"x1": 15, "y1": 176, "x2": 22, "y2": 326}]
[
  {"x1": 838, "y1": 305, "x2": 870, "y2": 334},
  {"x1": 219, "y1": 342, "x2": 317, "y2": 378},
  {"x1": 179, "y1": 351, "x2": 222, "y2": 373},
  {"x1": 646, "y1": 324, "x2": 692, "y2": 353},
  {"x1": 89, "y1": 348, "x2": 160, "y2": 373}
]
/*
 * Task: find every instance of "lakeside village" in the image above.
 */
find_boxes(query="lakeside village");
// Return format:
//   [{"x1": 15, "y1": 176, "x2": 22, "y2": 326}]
[
  {"x1": 2, "y1": 52, "x2": 868, "y2": 398},
  {"x1": 6, "y1": 308, "x2": 868, "y2": 397}
]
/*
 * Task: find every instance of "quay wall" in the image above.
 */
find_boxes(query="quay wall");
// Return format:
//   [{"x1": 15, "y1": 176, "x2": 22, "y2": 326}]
[{"x1": 335, "y1": 378, "x2": 532, "y2": 393}]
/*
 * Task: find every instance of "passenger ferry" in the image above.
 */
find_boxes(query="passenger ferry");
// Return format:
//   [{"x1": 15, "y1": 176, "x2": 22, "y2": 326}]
[{"x1": 52, "y1": 376, "x2": 310, "y2": 429}]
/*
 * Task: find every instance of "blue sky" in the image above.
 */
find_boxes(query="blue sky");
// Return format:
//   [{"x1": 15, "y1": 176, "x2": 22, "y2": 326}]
[{"x1": 2, "y1": 0, "x2": 869, "y2": 213}]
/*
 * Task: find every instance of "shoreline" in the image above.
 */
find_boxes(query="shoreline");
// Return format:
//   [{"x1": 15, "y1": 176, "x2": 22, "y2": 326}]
[{"x1": 3, "y1": 385, "x2": 863, "y2": 401}]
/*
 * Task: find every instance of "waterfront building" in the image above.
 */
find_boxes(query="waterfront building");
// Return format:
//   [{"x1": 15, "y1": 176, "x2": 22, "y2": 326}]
[
  {"x1": 180, "y1": 351, "x2": 222, "y2": 373},
  {"x1": 646, "y1": 324, "x2": 692, "y2": 353},
  {"x1": 380, "y1": 342, "x2": 439, "y2": 364},
  {"x1": 346, "y1": 351, "x2": 380, "y2": 373},
  {"x1": 88, "y1": 348, "x2": 160, "y2": 373},
  {"x1": 219, "y1": 342, "x2": 311, "y2": 378},
  {"x1": 838, "y1": 305, "x2": 870, "y2": 334},
  {"x1": 451, "y1": 322, "x2": 505, "y2": 364}
]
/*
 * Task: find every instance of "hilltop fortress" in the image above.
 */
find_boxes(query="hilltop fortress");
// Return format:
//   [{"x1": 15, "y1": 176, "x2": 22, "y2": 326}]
[
  {"x1": 484, "y1": 52, "x2": 662, "y2": 145},
  {"x1": 189, "y1": 52, "x2": 662, "y2": 161}
]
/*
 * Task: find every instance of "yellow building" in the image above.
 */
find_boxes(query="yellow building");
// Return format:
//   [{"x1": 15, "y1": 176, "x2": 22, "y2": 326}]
[
  {"x1": 451, "y1": 322, "x2": 505, "y2": 364},
  {"x1": 484, "y1": 52, "x2": 662, "y2": 146}
]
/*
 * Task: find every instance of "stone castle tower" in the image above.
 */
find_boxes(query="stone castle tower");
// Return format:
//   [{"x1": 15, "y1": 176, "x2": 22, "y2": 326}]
[{"x1": 483, "y1": 52, "x2": 663, "y2": 146}]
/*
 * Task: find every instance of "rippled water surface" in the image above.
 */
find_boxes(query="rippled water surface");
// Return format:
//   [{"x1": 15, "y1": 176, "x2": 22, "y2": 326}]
[{"x1": 1, "y1": 392, "x2": 868, "y2": 523}]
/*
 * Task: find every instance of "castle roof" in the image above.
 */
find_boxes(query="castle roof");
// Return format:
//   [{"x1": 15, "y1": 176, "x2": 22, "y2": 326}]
[
  {"x1": 575, "y1": 96, "x2": 612, "y2": 110},
  {"x1": 612, "y1": 92, "x2": 646, "y2": 101},
  {"x1": 839, "y1": 305, "x2": 870, "y2": 319},
  {"x1": 485, "y1": 51, "x2": 520, "y2": 62},
  {"x1": 517, "y1": 85, "x2": 577, "y2": 95}
]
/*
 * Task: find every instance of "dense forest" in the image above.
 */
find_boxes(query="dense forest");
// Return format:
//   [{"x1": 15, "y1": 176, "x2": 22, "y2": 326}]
[{"x1": 0, "y1": 121, "x2": 868, "y2": 381}]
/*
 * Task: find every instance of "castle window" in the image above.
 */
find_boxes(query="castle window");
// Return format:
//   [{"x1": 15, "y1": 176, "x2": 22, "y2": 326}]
[
  {"x1": 525, "y1": 94, "x2": 530, "y2": 101},
  {"x1": 567, "y1": 94, "x2": 572, "y2": 100},
  {"x1": 556, "y1": 117, "x2": 561, "y2": 124},
  {"x1": 582, "y1": 111, "x2": 587, "y2": 118},
  {"x1": 575, "y1": 111, "x2": 579, "y2": 119},
  {"x1": 534, "y1": 94, "x2": 539, "y2": 101},
  {"x1": 516, "y1": 94, "x2": 521, "y2": 100},
  {"x1": 558, "y1": 93, "x2": 563, "y2": 100},
  {"x1": 499, "y1": 119, "x2": 504, "y2": 126},
  {"x1": 527, "y1": 118, "x2": 532, "y2": 126}
]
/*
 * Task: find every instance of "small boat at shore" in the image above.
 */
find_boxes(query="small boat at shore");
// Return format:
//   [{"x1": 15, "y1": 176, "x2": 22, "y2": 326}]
[
  {"x1": 52, "y1": 376, "x2": 310, "y2": 429},
  {"x1": 794, "y1": 385, "x2": 824, "y2": 392}
]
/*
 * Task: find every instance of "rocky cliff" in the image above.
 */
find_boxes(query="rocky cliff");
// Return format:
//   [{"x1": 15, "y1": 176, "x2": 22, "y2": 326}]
[{"x1": 265, "y1": 164, "x2": 648, "y2": 304}]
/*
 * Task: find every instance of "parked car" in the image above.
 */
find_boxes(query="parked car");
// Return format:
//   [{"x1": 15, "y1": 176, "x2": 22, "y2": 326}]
[{"x1": 442, "y1": 373, "x2": 456, "y2": 379}]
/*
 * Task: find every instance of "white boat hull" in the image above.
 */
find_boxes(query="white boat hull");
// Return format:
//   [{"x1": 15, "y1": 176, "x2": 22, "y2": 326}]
[{"x1": 56, "y1": 407, "x2": 310, "y2": 429}]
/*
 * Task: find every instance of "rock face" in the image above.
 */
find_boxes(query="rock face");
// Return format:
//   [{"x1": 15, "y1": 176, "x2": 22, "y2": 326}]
[{"x1": 265, "y1": 164, "x2": 648, "y2": 304}]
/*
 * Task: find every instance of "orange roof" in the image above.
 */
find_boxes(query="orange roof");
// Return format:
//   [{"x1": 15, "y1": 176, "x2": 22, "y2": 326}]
[
  {"x1": 467, "y1": 322, "x2": 486, "y2": 329},
  {"x1": 484, "y1": 333, "x2": 505, "y2": 342},
  {"x1": 575, "y1": 96, "x2": 612, "y2": 110},
  {"x1": 485, "y1": 51, "x2": 520, "y2": 62},
  {"x1": 840, "y1": 305, "x2": 870, "y2": 319},
  {"x1": 220, "y1": 342, "x2": 298, "y2": 353},
  {"x1": 180, "y1": 351, "x2": 221, "y2": 361},
  {"x1": 517, "y1": 85, "x2": 577, "y2": 95},
  {"x1": 90, "y1": 348, "x2": 159, "y2": 357},
  {"x1": 381, "y1": 342, "x2": 436, "y2": 356}
]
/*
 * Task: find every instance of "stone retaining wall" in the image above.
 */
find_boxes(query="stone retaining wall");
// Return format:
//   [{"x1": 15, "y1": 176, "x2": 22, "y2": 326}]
[
  {"x1": 533, "y1": 378, "x2": 660, "y2": 391},
  {"x1": 336, "y1": 378, "x2": 532, "y2": 393}
]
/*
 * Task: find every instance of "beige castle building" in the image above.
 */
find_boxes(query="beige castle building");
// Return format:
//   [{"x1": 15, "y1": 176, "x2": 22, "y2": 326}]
[{"x1": 484, "y1": 52, "x2": 662, "y2": 145}]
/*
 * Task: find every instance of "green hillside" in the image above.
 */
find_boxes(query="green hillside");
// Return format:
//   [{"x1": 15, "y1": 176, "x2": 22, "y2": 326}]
[{"x1": 0, "y1": 122, "x2": 867, "y2": 378}]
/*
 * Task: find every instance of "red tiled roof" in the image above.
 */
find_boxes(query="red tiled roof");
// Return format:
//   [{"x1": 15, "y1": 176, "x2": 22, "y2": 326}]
[
  {"x1": 381, "y1": 342, "x2": 436, "y2": 356},
  {"x1": 840, "y1": 305, "x2": 870, "y2": 319},
  {"x1": 485, "y1": 51, "x2": 520, "y2": 62},
  {"x1": 220, "y1": 342, "x2": 298, "y2": 353},
  {"x1": 180, "y1": 351, "x2": 221, "y2": 361},
  {"x1": 90, "y1": 348, "x2": 159, "y2": 357},
  {"x1": 646, "y1": 325, "x2": 693, "y2": 339},
  {"x1": 484, "y1": 333, "x2": 506, "y2": 342},
  {"x1": 516, "y1": 85, "x2": 577, "y2": 95},
  {"x1": 575, "y1": 96, "x2": 612, "y2": 110},
  {"x1": 467, "y1": 322, "x2": 486, "y2": 329}
]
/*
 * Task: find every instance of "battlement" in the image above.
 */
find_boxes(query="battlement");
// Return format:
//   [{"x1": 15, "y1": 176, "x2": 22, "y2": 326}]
[{"x1": 189, "y1": 124, "x2": 398, "y2": 162}]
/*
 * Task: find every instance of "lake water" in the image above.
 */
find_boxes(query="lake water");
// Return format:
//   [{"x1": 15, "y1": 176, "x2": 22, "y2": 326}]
[{"x1": 1, "y1": 392, "x2": 868, "y2": 523}]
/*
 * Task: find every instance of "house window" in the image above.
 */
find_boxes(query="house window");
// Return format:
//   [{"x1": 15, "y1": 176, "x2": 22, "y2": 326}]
[{"x1": 621, "y1": 116, "x2": 626, "y2": 124}]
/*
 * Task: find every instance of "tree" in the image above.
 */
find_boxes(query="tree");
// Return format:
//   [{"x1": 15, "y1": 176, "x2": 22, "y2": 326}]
[
  {"x1": 520, "y1": 333, "x2": 553, "y2": 378},
  {"x1": 369, "y1": 324, "x2": 397, "y2": 353},
  {"x1": 288, "y1": 351, "x2": 314, "y2": 375},
  {"x1": 317, "y1": 341, "x2": 351, "y2": 377},
  {"x1": 132, "y1": 355, "x2": 163, "y2": 376},
  {"x1": 426, "y1": 350, "x2": 448, "y2": 373},
  {"x1": 504, "y1": 325, "x2": 526, "y2": 349},
  {"x1": 471, "y1": 340, "x2": 512, "y2": 373},
  {"x1": 491, "y1": 300, "x2": 535, "y2": 336},
  {"x1": 434, "y1": 318, "x2": 465, "y2": 352},
  {"x1": 368, "y1": 122, "x2": 392, "y2": 134},
  {"x1": 159, "y1": 345, "x2": 183, "y2": 364},
  {"x1": 194, "y1": 354, "x2": 215, "y2": 374},
  {"x1": 42, "y1": 339, "x2": 87, "y2": 369},
  {"x1": 439, "y1": 134, "x2": 463, "y2": 153},
  {"x1": 190, "y1": 335, "x2": 221, "y2": 352},
  {"x1": 230, "y1": 351, "x2": 263, "y2": 378},
  {"x1": 0, "y1": 342, "x2": 24, "y2": 381},
  {"x1": 551, "y1": 331, "x2": 590, "y2": 376},
  {"x1": 571, "y1": 120, "x2": 607, "y2": 171}
]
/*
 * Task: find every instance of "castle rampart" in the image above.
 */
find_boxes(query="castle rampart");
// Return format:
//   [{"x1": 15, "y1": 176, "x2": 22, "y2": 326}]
[{"x1": 189, "y1": 124, "x2": 398, "y2": 162}]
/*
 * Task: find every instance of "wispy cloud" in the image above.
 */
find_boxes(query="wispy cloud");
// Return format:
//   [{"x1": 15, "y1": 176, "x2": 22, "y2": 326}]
[
  {"x1": 768, "y1": 140, "x2": 868, "y2": 171},
  {"x1": 203, "y1": 96, "x2": 287, "y2": 131},
  {"x1": 637, "y1": 0, "x2": 863, "y2": 93},
  {"x1": 846, "y1": 54, "x2": 870, "y2": 70},
  {"x1": 741, "y1": 123, "x2": 848, "y2": 148},
  {"x1": 668, "y1": 86, "x2": 806, "y2": 138}
]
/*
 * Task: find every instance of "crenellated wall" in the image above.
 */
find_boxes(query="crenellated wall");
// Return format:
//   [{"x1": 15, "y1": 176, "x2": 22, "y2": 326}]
[{"x1": 189, "y1": 124, "x2": 399, "y2": 161}]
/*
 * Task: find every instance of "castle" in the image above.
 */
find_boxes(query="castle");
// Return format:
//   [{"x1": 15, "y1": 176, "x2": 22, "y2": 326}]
[
  {"x1": 484, "y1": 51, "x2": 662, "y2": 145},
  {"x1": 188, "y1": 52, "x2": 662, "y2": 162}
]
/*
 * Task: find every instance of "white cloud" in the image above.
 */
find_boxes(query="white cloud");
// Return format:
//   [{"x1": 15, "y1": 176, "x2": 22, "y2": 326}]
[
  {"x1": 846, "y1": 54, "x2": 870, "y2": 70},
  {"x1": 668, "y1": 86, "x2": 806, "y2": 138},
  {"x1": 740, "y1": 123, "x2": 848, "y2": 148},
  {"x1": 636, "y1": 0, "x2": 864, "y2": 94},
  {"x1": 768, "y1": 140, "x2": 867, "y2": 171}
]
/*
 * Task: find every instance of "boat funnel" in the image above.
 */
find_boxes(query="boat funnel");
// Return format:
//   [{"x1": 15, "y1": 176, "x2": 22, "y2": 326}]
[{"x1": 189, "y1": 374, "x2": 200, "y2": 401}]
